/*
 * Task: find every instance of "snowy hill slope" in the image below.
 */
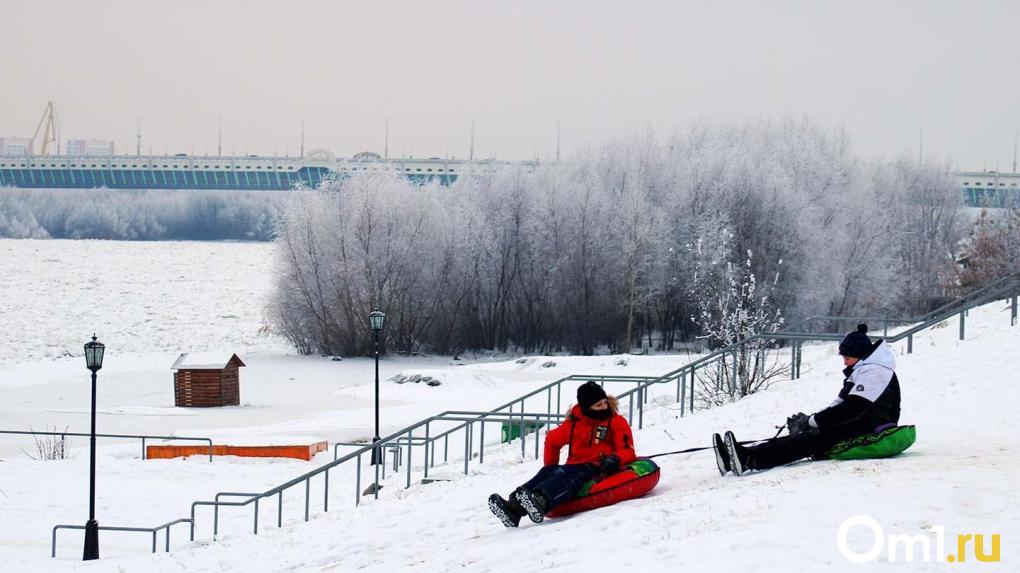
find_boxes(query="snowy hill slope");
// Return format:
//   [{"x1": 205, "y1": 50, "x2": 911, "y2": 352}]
[{"x1": 25, "y1": 302, "x2": 1020, "y2": 572}]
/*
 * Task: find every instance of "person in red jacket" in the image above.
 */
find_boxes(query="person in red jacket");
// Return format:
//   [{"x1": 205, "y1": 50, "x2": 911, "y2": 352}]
[{"x1": 488, "y1": 381, "x2": 637, "y2": 527}]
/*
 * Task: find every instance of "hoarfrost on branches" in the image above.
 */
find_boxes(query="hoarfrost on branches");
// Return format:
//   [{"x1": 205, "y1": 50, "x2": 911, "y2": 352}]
[{"x1": 268, "y1": 119, "x2": 966, "y2": 357}]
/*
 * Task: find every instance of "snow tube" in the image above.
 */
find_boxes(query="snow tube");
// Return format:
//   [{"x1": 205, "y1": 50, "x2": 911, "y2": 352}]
[
  {"x1": 545, "y1": 458, "x2": 660, "y2": 518},
  {"x1": 823, "y1": 425, "x2": 917, "y2": 460}
]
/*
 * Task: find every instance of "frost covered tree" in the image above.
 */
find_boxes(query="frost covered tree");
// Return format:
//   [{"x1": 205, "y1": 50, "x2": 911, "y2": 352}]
[
  {"x1": 267, "y1": 119, "x2": 972, "y2": 357},
  {"x1": 958, "y1": 207, "x2": 1020, "y2": 290},
  {"x1": 0, "y1": 187, "x2": 285, "y2": 240},
  {"x1": 690, "y1": 244, "x2": 788, "y2": 404}
]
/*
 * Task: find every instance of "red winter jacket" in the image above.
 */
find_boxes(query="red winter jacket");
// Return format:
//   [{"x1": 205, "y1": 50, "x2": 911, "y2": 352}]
[{"x1": 543, "y1": 403, "x2": 637, "y2": 466}]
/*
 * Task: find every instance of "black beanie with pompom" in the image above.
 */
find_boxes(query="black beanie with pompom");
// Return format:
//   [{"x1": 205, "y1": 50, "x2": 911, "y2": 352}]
[{"x1": 838, "y1": 323, "x2": 873, "y2": 359}]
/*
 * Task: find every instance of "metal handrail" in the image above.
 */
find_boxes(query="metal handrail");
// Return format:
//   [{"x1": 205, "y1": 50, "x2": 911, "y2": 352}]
[
  {"x1": 1, "y1": 430, "x2": 214, "y2": 462},
  {"x1": 782, "y1": 269, "x2": 1020, "y2": 333},
  {"x1": 187, "y1": 278, "x2": 1020, "y2": 540},
  {"x1": 52, "y1": 518, "x2": 192, "y2": 556},
  {"x1": 56, "y1": 271, "x2": 1020, "y2": 557},
  {"x1": 186, "y1": 409, "x2": 573, "y2": 541},
  {"x1": 652, "y1": 272, "x2": 1020, "y2": 385},
  {"x1": 616, "y1": 270, "x2": 1020, "y2": 424}
]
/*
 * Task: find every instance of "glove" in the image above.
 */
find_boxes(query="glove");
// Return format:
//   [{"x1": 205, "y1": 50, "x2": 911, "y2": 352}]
[
  {"x1": 786, "y1": 412, "x2": 816, "y2": 437},
  {"x1": 599, "y1": 453, "x2": 621, "y2": 475}
]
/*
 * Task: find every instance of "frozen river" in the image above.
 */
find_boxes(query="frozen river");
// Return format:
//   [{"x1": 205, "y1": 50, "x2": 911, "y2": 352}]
[{"x1": 0, "y1": 239, "x2": 283, "y2": 366}]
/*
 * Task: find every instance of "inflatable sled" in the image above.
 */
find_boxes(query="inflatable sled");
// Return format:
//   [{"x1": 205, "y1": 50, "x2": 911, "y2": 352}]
[
  {"x1": 546, "y1": 458, "x2": 660, "y2": 518},
  {"x1": 822, "y1": 424, "x2": 917, "y2": 461}
]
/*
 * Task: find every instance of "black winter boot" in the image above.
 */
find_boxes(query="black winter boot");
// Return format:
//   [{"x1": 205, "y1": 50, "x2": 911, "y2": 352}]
[
  {"x1": 488, "y1": 494, "x2": 522, "y2": 528},
  {"x1": 513, "y1": 488, "x2": 547, "y2": 523},
  {"x1": 713, "y1": 433, "x2": 731, "y2": 476},
  {"x1": 724, "y1": 431, "x2": 751, "y2": 477}
]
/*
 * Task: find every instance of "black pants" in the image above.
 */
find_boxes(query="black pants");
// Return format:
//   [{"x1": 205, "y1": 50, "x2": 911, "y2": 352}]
[
  {"x1": 519, "y1": 463, "x2": 599, "y2": 510},
  {"x1": 746, "y1": 425, "x2": 870, "y2": 470}
]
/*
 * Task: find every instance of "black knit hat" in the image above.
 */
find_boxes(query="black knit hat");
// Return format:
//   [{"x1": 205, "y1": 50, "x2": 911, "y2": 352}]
[
  {"x1": 577, "y1": 381, "x2": 608, "y2": 409},
  {"x1": 839, "y1": 324, "x2": 872, "y2": 358}
]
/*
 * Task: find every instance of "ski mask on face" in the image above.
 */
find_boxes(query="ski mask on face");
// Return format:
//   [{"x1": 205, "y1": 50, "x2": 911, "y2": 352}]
[{"x1": 577, "y1": 381, "x2": 611, "y2": 419}]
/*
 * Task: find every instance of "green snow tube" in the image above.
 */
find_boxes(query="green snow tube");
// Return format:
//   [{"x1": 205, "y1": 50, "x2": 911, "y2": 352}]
[{"x1": 823, "y1": 425, "x2": 917, "y2": 460}]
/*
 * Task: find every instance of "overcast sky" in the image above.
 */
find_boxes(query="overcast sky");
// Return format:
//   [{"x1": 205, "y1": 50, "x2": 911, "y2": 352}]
[{"x1": 3, "y1": 0, "x2": 1018, "y2": 169}]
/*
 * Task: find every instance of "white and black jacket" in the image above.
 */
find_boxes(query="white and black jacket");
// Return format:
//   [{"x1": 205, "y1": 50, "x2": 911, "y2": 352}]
[{"x1": 809, "y1": 340, "x2": 901, "y2": 432}]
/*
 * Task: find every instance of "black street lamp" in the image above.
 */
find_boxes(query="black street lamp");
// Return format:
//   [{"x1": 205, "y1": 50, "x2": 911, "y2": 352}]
[
  {"x1": 369, "y1": 309, "x2": 385, "y2": 465},
  {"x1": 82, "y1": 334, "x2": 105, "y2": 561}
]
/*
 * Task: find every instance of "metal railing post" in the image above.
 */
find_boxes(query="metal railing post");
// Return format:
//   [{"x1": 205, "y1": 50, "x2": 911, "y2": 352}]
[
  {"x1": 790, "y1": 343, "x2": 797, "y2": 379},
  {"x1": 638, "y1": 385, "x2": 644, "y2": 429},
  {"x1": 519, "y1": 407, "x2": 526, "y2": 458},
  {"x1": 534, "y1": 419, "x2": 540, "y2": 459},
  {"x1": 479, "y1": 420, "x2": 485, "y2": 464},
  {"x1": 323, "y1": 468, "x2": 329, "y2": 512},
  {"x1": 907, "y1": 333, "x2": 913, "y2": 354},
  {"x1": 406, "y1": 430, "x2": 412, "y2": 489},
  {"x1": 278, "y1": 491, "x2": 283, "y2": 527},
  {"x1": 355, "y1": 454, "x2": 362, "y2": 507},
  {"x1": 253, "y1": 497, "x2": 259, "y2": 535},
  {"x1": 796, "y1": 342, "x2": 802, "y2": 379},
  {"x1": 463, "y1": 423, "x2": 470, "y2": 475},
  {"x1": 679, "y1": 373, "x2": 686, "y2": 417},
  {"x1": 689, "y1": 369, "x2": 695, "y2": 412},
  {"x1": 960, "y1": 310, "x2": 966, "y2": 340},
  {"x1": 424, "y1": 422, "x2": 431, "y2": 477}
]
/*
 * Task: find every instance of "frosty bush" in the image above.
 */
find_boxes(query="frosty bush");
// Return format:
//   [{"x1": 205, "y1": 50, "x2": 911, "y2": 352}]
[
  {"x1": 24, "y1": 426, "x2": 72, "y2": 461},
  {"x1": 691, "y1": 246, "x2": 790, "y2": 404},
  {"x1": 270, "y1": 119, "x2": 965, "y2": 357}
]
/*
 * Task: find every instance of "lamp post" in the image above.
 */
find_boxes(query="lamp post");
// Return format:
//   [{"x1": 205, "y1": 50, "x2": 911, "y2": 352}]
[
  {"x1": 369, "y1": 309, "x2": 385, "y2": 465},
  {"x1": 82, "y1": 334, "x2": 105, "y2": 561}
]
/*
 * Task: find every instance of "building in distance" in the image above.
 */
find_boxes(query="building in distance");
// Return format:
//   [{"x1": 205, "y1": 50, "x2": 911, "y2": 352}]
[
  {"x1": 65, "y1": 139, "x2": 115, "y2": 156},
  {"x1": 0, "y1": 137, "x2": 33, "y2": 156}
]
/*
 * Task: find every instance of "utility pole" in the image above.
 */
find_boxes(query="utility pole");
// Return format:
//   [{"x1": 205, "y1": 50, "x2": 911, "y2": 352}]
[
  {"x1": 384, "y1": 118, "x2": 389, "y2": 159},
  {"x1": 469, "y1": 118, "x2": 475, "y2": 161},
  {"x1": 136, "y1": 117, "x2": 141, "y2": 157},
  {"x1": 918, "y1": 128, "x2": 924, "y2": 165},
  {"x1": 1013, "y1": 130, "x2": 1018, "y2": 174},
  {"x1": 556, "y1": 119, "x2": 561, "y2": 162}
]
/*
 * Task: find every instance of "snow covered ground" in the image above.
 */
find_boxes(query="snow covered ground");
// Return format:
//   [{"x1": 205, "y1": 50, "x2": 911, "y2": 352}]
[
  {"x1": 1, "y1": 239, "x2": 1016, "y2": 572},
  {"x1": 68, "y1": 299, "x2": 1009, "y2": 573}
]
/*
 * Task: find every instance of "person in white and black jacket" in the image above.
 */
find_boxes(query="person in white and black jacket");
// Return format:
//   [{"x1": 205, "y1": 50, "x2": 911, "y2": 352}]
[{"x1": 714, "y1": 324, "x2": 901, "y2": 476}]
